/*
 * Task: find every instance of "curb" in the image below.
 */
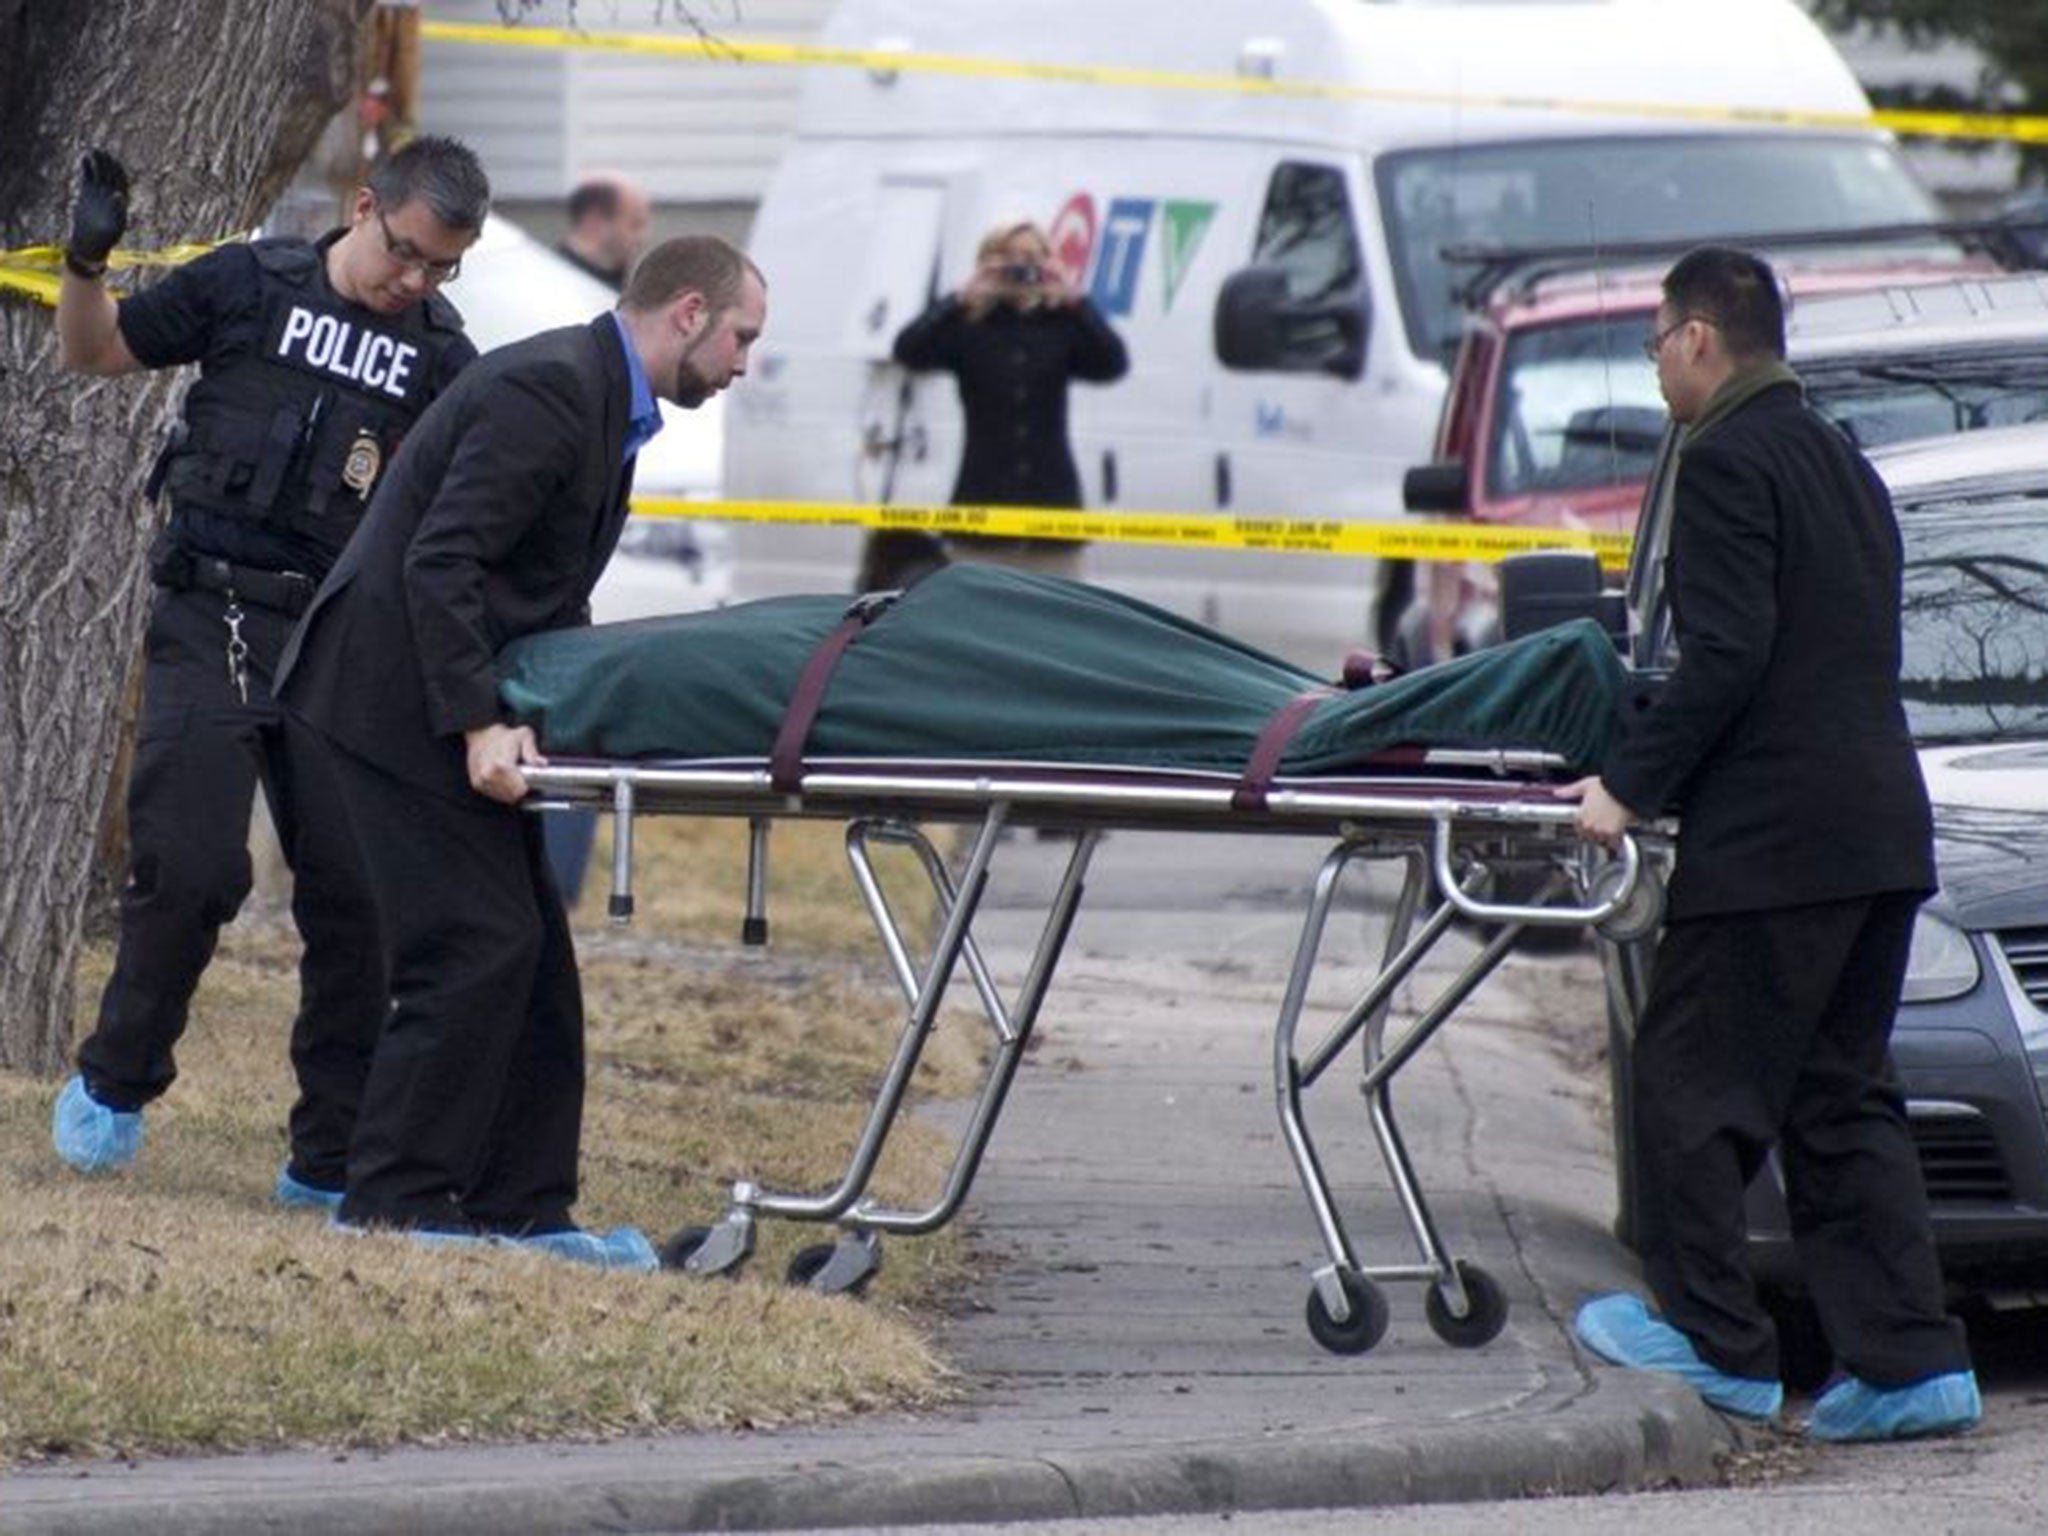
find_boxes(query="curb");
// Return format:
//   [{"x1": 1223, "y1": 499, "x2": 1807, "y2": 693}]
[{"x1": 2, "y1": 1375, "x2": 1734, "y2": 1536}]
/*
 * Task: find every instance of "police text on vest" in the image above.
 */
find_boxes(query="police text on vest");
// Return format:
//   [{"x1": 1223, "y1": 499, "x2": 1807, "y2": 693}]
[{"x1": 277, "y1": 307, "x2": 417, "y2": 400}]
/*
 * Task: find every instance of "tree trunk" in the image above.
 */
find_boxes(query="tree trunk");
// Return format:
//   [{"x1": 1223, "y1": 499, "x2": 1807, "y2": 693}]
[{"x1": 0, "y1": 0, "x2": 371, "y2": 1074}]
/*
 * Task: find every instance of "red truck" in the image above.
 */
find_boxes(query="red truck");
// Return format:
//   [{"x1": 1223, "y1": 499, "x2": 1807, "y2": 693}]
[{"x1": 1389, "y1": 245, "x2": 2013, "y2": 668}]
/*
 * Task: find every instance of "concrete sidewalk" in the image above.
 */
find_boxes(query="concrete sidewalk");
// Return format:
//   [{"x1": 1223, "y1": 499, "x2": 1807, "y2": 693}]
[{"x1": 0, "y1": 831, "x2": 1736, "y2": 1535}]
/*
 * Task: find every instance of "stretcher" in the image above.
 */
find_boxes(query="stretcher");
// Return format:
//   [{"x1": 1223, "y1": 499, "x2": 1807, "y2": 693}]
[{"x1": 503, "y1": 568, "x2": 1660, "y2": 1354}]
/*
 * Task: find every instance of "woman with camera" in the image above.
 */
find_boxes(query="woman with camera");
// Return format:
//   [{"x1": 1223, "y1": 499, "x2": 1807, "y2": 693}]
[{"x1": 882, "y1": 219, "x2": 1129, "y2": 584}]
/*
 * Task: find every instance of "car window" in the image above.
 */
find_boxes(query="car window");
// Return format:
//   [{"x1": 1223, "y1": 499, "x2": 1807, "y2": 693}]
[
  {"x1": 1807, "y1": 350, "x2": 2048, "y2": 452},
  {"x1": 1899, "y1": 500, "x2": 2048, "y2": 743},
  {"x1": 1488, "y1": 319, "x2": 1666, "y2": 497},
  {"x1": 1254, "y1": 162, "x2": 1362, "y2": 305},
  {"x1": 1377, "y1": 134, "x2": 1942, "y2": 363},
  {"x1": 1642, "y1": 490, "x2": 2048, "y2": 730}
]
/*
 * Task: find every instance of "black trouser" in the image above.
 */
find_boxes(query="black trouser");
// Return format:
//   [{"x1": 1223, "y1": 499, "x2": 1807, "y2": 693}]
[
  {"x1": 319, "y1": 740, "x2": 584, "y2": 1235},
  {"x1": 1632, "y1": 891, "x2": 1970, "y2": 1387},
  {"x1": 79, "y1": 585, "x2": 386, "y2": 1188}
]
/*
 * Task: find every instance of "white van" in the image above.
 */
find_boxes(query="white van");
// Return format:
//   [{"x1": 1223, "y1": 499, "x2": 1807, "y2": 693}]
[{"x1": 726, "y1": 0, "x2": 1938, "y2": 662}]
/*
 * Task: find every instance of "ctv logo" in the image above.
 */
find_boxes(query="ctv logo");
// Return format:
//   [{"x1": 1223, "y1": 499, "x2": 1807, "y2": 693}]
[{"x1": 1049, "y1": 193, "x2": 1217, "y2": 319}]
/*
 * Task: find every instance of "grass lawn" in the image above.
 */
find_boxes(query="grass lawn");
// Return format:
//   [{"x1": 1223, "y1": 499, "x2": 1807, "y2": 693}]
[{"x1": 0, "y1": 816, "x2": 985, "y2": 1465}]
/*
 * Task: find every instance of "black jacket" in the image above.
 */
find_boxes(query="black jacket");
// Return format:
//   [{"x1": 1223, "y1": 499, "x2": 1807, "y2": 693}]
[
  {"x1": 1603, "y1": 380, "x2": 1934, "y2": 919},
  {"x1": 893, "y1": 296, "x2": 1127, "y2": 508},
  {"x1": 120, "y1": 234, "x2": 474, "y2": 574},
  {"x1": 277, "y1": 315, "x2": 634, "y2": 802}
]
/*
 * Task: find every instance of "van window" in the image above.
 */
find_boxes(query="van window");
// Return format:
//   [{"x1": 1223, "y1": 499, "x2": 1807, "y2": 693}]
[
  {"x1": 1255, "y1": 163, "x2": 1362, "y2": 304},
  {"x1": 1377, "y1": 133, "x2": 1944, "y2": 363}
]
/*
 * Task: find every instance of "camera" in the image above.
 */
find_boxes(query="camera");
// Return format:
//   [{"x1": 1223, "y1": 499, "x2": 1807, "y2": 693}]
[{"x1": 1000, "y1": 262, "x2": 1044, "y2": 286}]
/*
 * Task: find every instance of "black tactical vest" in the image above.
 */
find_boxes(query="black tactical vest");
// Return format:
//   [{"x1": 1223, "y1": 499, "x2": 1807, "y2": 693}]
[{"x1": 157, "y1": 240, "x2": 464, "y2": 567}]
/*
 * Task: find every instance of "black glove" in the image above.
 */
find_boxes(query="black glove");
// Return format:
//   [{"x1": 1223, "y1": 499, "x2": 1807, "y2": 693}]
[{"x1": 65, "y1": 149, "x2": 130, "y2": 278}]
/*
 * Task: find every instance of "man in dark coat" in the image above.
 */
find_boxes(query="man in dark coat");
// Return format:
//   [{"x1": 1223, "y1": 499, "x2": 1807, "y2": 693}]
[
  {"x1": 1561, "y1": 246, "x2": 1978, "y2": 1441},
  {"x1": 277, "y1": 237, "x2": 766, "y2": 1266},
  {"x1": 50, "y1": 137, "x2": 487, "y2": 1204}
]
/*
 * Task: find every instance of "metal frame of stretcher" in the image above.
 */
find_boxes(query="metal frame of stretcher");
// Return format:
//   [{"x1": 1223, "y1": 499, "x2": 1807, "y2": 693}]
[{"x1": 522, "y1": 749, "x2": 1658, "y2": 1355}]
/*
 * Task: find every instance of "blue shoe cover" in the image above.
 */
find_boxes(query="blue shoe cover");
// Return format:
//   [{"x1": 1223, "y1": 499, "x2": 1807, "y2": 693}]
[
  {"x1": 273, "y1": 1166, "x2": 345, "y2": 1213},
  {"x1": 51, "y1": 1075, "x2": 144, "y2": 1173},
  {"x1": 1807, "y1": 1370, "x2": 1981, "y2": 1442},
  {"x1": 1574, "y1": 1293, "x2": 1784, "y2": 1420},
  {"x1": 515, "y1": 1226, "x2": 660, "y2": 1272}
]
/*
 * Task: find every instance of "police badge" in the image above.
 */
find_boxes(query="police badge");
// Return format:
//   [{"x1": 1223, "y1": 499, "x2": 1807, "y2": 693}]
[{"x1": 341, "y1": 429, "x2": 382, "y2": 498}]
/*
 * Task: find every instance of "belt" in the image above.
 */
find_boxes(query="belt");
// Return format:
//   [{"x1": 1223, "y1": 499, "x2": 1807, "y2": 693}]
[{"x1": 161, "y1": 552, "x2": 318, "y2": 618}]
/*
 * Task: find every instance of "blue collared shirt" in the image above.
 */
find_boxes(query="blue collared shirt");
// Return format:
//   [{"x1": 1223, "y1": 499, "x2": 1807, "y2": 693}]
[{"x1": 609, "y1": 311, "x2": 664, "y2": 463}]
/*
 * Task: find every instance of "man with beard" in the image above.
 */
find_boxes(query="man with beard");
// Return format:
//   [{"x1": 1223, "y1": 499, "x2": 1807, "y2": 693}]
[{"x1": 276, "y1": 238, "x2": 766, "y2": 1264}]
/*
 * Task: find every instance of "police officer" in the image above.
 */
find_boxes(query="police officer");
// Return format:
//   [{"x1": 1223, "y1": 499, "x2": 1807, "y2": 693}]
[{"x1": 50, "y1": 138, "x2": 490, "y2": 1208}]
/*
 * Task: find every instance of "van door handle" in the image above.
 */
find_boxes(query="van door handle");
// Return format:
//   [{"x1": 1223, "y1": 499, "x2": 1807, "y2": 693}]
[
  {"x1": 1101, "y1": 449, "x2": 1118, "y2": 504},
  {"x1": 1215, "y1": 452, "x2": 1233, "y2": 508},
  {"x1": 861, "y1": 424, "x2": 928, "y2": 460}
]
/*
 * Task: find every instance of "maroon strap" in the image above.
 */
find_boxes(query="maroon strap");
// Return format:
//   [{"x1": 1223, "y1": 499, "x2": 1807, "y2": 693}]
[
  {"x1": 770, "y1": 594, "x2": 899, "y2": 793},
  {"x1": 1233, "y1": 687, "x2": 1336, "y2": 812}
]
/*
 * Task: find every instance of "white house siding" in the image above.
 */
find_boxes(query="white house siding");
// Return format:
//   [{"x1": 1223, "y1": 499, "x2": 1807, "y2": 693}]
[
  {"x1": 418, "y1": 1, "x2": 2021, "y2": 234},
  {"x1": 419, "y1": 0, "x2": 835, "y2": 229}
]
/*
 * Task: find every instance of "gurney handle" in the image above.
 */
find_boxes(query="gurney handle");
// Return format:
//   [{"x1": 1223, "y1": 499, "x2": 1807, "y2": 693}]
[{"x1": 1430, "y1": 817, "x2": 1640, "y2": 930}]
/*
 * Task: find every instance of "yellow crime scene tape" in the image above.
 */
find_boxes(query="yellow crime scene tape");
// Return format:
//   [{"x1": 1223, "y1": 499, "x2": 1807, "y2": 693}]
[
  {"x1": 7, "y1": 17, "x2": 2047, "y2": 296},
  {"x1": 10, "y1": 21, "x2": 2032, "y2": 569},
  {"x1": 9, "y1": 20, "x2": 2047, "y2": 292},
  {"x1": 0, "y1": 237, "x2": 1632, "y2": 566},
  {"x1": 0, "y1": 238, "x2": 241, "y2": 304},
  {"x1": 418, "y1": 19, "x2": 2048, "y2": 147},
  {"x1": 631, "y1": 496, "x2": 1637, "y2": 570}
]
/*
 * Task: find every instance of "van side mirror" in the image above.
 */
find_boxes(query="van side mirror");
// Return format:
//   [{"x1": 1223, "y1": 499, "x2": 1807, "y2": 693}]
[
  {"x1": 1498, "y1": 551, "x2": 1626, "y2": 646},
  {"x1": 1403, "y1": 459, "x2": 1468, "y2": 515},
  {"x1": 1213, "y1": 265, "x2": 1367, "y2": 380}
]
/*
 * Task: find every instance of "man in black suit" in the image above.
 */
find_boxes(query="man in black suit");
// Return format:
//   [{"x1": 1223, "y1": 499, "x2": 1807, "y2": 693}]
[
  {"x1": 277, "y1": 237, "x2": 766, "y2": 1267},
  {"x1": 1561, "y1": 247, "x2": 1978, "y2": 1440}
]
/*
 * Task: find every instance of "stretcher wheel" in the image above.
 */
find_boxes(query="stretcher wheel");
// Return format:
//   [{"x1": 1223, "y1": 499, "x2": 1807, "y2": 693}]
[
  {"x1": 1424, "y1": 1260, "x2": 1508, "y2": 1348},
  {"x1": 786, "y1": 1240, "x2": 878, "y2": 1297},
  {"x1": 660, "y1": 1225, "x2": 729, "y2": 1274},
  {"x1": 785, "y1": 1242, "x2": 836, "y2": 1287},
  {"x1": 1590, "y1": 856, "x2": 1665, "y2": 944},
  {"x1": 1304, "y1": 1270, "x2": 1389, "y2": 1355}
]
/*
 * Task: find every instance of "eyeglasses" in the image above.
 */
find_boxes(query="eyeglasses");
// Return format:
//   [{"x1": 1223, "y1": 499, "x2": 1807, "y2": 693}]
[
  {"x1": 374, "y1": 205, "x2": 462, "y2": 284},
  {"x1": 1642, "y1": 314, "x2": 1714, "y2": 362}
]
